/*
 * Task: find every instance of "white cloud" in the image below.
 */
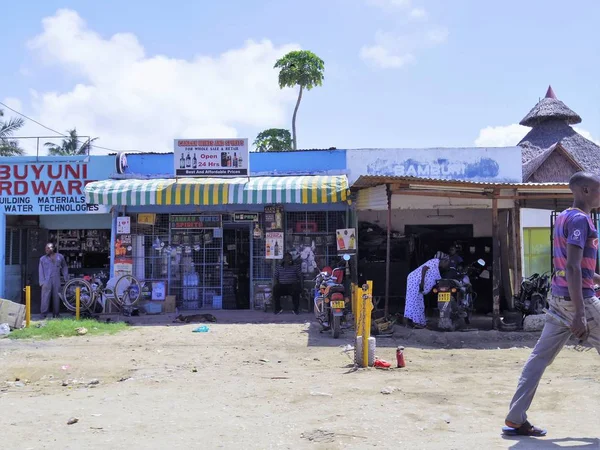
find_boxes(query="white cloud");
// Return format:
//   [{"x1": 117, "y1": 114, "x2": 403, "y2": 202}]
[
  {"x1": 474, "y1": 124, "x2": 528, "y2": 147},
  {"x1": 409, "y1": 8, "x2": 427, "y2": 19},
  {"x1": 360, "y1": 28, "x2": 448, "y2": 69},
  {"x1": 367, "y1": 0, "x2": 412, "y2": 9},
  {"x1": 14, "y1": 9, "x2": 300, "y2": 154},
  {"x1": 474, "y1": 123, "x2": 600, "y2": 147}
]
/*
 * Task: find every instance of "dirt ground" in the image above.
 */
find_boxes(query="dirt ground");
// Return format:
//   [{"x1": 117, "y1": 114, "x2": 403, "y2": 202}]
[{"x1": 1, "y1": 311, "x2": 599, "y2": 450}]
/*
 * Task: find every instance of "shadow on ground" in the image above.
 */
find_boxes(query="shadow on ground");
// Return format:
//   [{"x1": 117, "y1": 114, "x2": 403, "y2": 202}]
[{"x1": 504, "y1": 437, "x2": 600, "y2": 449}]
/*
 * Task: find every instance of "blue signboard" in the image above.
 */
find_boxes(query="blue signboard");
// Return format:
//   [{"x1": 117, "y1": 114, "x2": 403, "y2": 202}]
[{"x1": 0, "y1": 155, "x2": 115, "y2": 215}]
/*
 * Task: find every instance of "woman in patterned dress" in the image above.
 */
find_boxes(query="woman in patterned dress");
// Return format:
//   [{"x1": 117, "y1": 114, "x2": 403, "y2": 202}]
[{"x1": 404, "y1": 258, "x2": 450, "y2": 328}]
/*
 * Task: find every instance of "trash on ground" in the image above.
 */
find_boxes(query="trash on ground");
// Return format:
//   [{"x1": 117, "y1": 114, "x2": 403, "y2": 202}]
[
  {"x1": 192, "y1": 326, "x2": 209, "y2": 333},
  {"x1": 67, "y1": 417, "x2": 79, "y2": 425},
  {"x1": 0, "y1": 323, "x2": 10, "y2": 337},
  {"x1": 75, "y1": 327, "x2": 88, "y2": 336},
  {"x1": 374, "y1": 359, "x2": 391, "y2": 369},
  {"x1": 310, "y1": 391, "x2": 333, "y2": 397}
]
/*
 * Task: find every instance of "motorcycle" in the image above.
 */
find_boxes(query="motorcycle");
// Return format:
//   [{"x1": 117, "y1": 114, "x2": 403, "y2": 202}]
[
  {"x1": 433, "y1": 259, "x2": 488, "y2": 331},
  {"x1": 514, "y1": 272, "x2": 550, "y2": 319},
  {"x1": 313, "y1": 254, "x2": 351, "y2": 338}
]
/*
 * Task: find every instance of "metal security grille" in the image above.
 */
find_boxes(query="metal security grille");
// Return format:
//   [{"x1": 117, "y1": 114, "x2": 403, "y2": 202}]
[
  {"x1": 252, "y1": 211, "x2": 346, "y2": 280},
  {"x1": 4, "y1": 227, "x2": 25, "y2": 265},
  {"x1": 130, "y1": 214, "x2": 223, "y2": 310},
  {"x1": 131, "y1": 214, "x2": 171, "y2": 283}
]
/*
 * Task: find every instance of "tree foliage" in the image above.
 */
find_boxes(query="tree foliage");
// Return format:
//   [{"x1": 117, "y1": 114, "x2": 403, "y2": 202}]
[
  {"x1": 45, "y1": 128, "x2": 97, "y2": 156},
  {"x1": 0, "y1": 109, "x2": 25, "y2": 156},
  {"x1": 254, "y1": 128, "x2": 293, "y2": 152},
  {"x1": 274, "y1": 50, "x2": 325, "y2": 150}
]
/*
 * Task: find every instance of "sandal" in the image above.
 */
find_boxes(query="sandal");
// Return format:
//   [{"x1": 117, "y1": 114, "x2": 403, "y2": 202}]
[{"x1": 502, "y1": 420, "x2": 547, "y2": 437}]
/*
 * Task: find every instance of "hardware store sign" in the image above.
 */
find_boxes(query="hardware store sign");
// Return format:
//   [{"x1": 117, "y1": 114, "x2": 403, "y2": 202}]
[
  {"x1": 174, "y1": 139, "x2": 249, "y2": 177},
  {"x1": 0, "y1": 162, "x2": 109, "y2": 215}
]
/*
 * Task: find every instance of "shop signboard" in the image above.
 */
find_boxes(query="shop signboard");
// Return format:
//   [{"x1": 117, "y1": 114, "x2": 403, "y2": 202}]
[
  {"x1": 174, "y1": 139, "x2": 249, "y2": 177},
  {"x1": 345, "y1": 147, "x2": 523, "y2": 184},
  {"x1": 137, "y1": 213, "x2": 156, "y2": 225},
  {"x1": 264, "y1": 205, "x2": 283, "y2": 232},
  {"x1": 170, "y1": 215, "x2": 222, "y2": 229},
  {"x1": 233, "y1": 212, "x2": 259, "y2": 222},
  {"x1": 117, "y1": 216, "x2": 131, "y2": 234},
  {"x1": 265, "y1": 232, "x2": 284, "y2": 260},
  {"x1": 0, "y1": 158, "x2": 112, "y2": 215},
  {"x1": 336, "y1": 228, "x2": 357, "y2": 254}
]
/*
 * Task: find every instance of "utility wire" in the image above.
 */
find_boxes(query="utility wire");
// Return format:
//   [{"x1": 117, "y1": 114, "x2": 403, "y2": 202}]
[{"x1": 0, "y1": 100, "x2": 148, "y2": 153}]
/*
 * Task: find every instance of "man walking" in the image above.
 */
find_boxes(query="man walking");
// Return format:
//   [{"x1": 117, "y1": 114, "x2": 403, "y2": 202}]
[
  {"x1": 272, "y1": 252, "x2": 302, "y2": 315},
  {"x1": 503, "y1": 172, "x2": 600, "y2": 437},
  {"x1": 38, "y1": 242, "x2": 69, "y2": 319}
]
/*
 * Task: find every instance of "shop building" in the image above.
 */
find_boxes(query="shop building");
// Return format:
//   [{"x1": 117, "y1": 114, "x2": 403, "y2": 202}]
[
  {"x1": 0, "y1": 155, "x2": 115, "y2": 311},
  {"x1": 84, "y1": 146, "x2": 351, "y2": 311}
]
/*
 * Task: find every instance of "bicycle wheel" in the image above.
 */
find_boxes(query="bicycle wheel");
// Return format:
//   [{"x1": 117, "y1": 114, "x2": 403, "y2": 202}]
[
  {"x1": 114, "y1": 275, "x2": 142, "y2": 307},
  {"x1": 62, "y1": 278, "x2": 95, "y2": 312}
]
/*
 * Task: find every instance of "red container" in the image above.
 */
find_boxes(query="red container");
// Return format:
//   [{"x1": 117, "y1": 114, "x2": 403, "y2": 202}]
[{"x1": 396, "y1": 346, "x2": 406, "y2": 368}]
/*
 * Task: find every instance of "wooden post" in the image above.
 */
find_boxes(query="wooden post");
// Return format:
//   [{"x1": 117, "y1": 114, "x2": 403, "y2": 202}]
[
  {"x1": 492, "y1": 195, "x2": 501, "y2": 329},
  {"x1": 384, "y1": 184, "x2": 391, "y2": 317},
  {"x1": 513, "y1": 200, "x2": 523, "y2": 292}
]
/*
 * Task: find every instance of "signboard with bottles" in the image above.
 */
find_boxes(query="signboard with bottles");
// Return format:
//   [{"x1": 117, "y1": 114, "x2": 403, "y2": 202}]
[
  {"x1": 265, "y1": 232, "x2": 284, "y2": 260},
  {"x1": 174, "y1": 139, "x2": 249, "y2": 177}
]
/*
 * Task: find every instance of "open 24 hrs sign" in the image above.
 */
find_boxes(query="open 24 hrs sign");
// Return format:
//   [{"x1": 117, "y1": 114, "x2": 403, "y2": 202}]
[{"x1": 174, "y1": 139, "x2": 249, "y2": 177}]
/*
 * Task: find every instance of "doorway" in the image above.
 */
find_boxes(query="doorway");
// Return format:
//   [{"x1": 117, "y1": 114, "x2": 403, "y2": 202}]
[{"x1": 223, "y1": 225, "x2": 251, "y2": 309}]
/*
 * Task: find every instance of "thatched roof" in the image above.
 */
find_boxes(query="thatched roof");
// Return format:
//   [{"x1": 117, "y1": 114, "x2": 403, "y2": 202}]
[
  {"x1": 519, "y1": 85, "x2": 582, "y2": 127},
  {"x1": 520, "y1": 120, "x2": 600, "y2": 180},
  {"x1": 519, "y1": 86, "x2": 600, "y2": 182}
]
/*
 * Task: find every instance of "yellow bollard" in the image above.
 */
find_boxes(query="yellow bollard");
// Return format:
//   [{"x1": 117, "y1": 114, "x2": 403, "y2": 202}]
[
  {"x1": 362, "y1": 281, "x2": 374, "y2": 368},
  {"x1": 75, "y1": 287, "x2": 80, "y2": 321},
  {"x1": 25, "y1": 286, "x2": 31, "y2": 328}
]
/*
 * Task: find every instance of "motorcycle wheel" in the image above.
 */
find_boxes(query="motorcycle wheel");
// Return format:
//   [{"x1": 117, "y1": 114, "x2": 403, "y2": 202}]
[
  {"x1": 332, "y1": 315, "x2": 341, "y2": 339},
  {"x1": 465, "y1": 312, "x2": 471, "y2": 325}
]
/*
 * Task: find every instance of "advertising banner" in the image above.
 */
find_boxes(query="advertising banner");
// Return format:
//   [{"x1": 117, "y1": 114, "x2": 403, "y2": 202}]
[{"x1": 174, "y1": 139, "x2": 248, "y2": 177}]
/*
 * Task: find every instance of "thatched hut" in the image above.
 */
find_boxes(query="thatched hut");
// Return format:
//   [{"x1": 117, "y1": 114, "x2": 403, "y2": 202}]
[{"x1": 520, "y1": 86, "x2": 599, "y2": 182}]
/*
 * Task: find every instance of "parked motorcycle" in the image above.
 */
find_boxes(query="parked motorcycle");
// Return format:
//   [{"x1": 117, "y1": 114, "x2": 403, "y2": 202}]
[
  {"x1": 433, "y1": 259, "x2": 488, "y2": 331},
  {"x1": 313, "y1": 254, "x2": 351, "y2": 338},
  {"x1": 514, "y1": 272, "x2": 550, "y2": 318}
]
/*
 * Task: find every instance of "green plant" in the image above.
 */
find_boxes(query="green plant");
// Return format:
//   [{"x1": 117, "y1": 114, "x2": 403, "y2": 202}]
[{"x1": 274, "y1": 50, "x2": 324, "y2": 150}]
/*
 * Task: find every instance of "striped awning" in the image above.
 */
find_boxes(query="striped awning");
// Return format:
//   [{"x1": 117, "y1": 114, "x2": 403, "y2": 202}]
[
  {"x1": 229, "y1": 176, "x2": 348, "y2": 204},
  {"x1": 84, "y1": 175, "x2": 349, "y2": 206},
  {"x1": 85, "y1": 178, "x2": 245, "y2": 206}
]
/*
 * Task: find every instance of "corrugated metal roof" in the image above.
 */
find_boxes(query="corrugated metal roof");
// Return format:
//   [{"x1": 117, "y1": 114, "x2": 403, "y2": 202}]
[{"x1": 352, "y1": 175, "x2": 569, "y2": 189}]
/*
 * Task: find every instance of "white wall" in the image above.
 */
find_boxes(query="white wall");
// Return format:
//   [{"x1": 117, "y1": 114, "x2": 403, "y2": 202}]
[{"x1": 359, "y1": 208, "x2": 492, "y2": 237}]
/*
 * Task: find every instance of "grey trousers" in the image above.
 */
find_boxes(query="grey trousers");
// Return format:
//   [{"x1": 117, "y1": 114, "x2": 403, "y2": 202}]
[
  {"x1": 506, "y1": 295, "x2": 600, "y2": 425},
  {"x1": 41, "y1": 278, "x2": 61, "y2": 316}
]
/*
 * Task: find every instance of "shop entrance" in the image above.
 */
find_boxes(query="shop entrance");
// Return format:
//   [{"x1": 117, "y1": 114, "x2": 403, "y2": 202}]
[{"x1": 223, "y1": 224, "x2": 251, "y2": 309}]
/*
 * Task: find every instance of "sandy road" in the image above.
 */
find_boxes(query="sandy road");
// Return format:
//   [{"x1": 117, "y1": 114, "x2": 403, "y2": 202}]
[{"x1": 1, "y1": 312, "x2": 599, "y2": 450}]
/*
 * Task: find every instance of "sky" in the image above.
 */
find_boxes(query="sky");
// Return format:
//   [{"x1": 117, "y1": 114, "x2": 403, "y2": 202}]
[{"x1": 1, "y1": 0, "x2": 599, "y2": 155}]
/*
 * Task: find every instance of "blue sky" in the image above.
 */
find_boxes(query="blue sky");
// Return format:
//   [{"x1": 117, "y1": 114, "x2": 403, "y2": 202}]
[{"x1": 1, "y1": 0, "x2": 599, "y2": 154}]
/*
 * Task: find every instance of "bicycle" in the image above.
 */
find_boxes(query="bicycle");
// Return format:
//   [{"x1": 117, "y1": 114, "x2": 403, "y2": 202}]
[{"x1": 62, "y1": 273, "x2": 142, "y2": 314}]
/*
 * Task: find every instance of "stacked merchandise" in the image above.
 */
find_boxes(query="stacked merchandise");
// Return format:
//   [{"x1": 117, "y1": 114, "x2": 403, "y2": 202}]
[{"x1": 181, "y1": 255, "x2": 199, "y2": 309}]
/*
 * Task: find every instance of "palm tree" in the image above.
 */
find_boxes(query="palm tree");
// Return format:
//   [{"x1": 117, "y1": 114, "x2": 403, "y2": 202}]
[
  {"x1": 0, "y1": 109, "x2": 25, "y2": 156},
  {"x1": 45, "y1": 128, "x2": 97, "y2": 156},
  {"x1": 274, "y1": 50, "x2": 325, "y2": 150}
]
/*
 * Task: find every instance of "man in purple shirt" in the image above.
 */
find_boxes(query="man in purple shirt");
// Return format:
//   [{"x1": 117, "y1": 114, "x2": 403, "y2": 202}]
[{"x1": 503, "y1": 172, "x2": 600, "y2": 437}]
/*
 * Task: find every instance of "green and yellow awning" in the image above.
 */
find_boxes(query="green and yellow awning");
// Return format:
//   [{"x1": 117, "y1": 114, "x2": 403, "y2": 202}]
[{"x1": 84, "y1": 175, "x2": 349, "y2": 206}]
